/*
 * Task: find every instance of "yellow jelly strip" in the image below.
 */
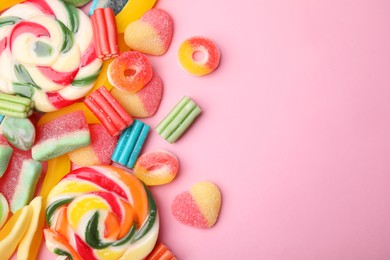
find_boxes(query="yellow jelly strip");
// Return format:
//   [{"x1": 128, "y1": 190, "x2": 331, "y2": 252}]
[
  {"x1": 40, "y1": 155, "x2": 71, "y2": 200},
  {"x1": 17, "y1": 197, "x2": 43, "y2": 260},
  {"x1": 47, "y1": 180, "x2": 100, "y2": 203},
  {"x1": 90, "y1": 59, "x2": 114, "y2": 93},
  {"x1": 115, "y1": 0, "x2": 156, "y2": 34},
  {"x1": 0, "y1": 205, "x2": 33, "y2": 259},
  {"x1": 37, "y1": 102, "x2": 100, "y2": 126},
  {"x1": 0, "y1": 0, "x2": 25, "y2": 12},
  {"x1": 68, "y1": 197, "x2": 109, "y2": 230}
]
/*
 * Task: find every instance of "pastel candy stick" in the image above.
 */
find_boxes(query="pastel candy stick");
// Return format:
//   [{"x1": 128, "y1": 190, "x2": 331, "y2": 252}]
[
  {"x1": 134, "y1": 150, "x2": 179, "y2": 186},
  {"x1": 32, "y1": 110, "x2": 91, "y2": 161},
  {"x1": 85, "y1": 86, "x2": 134, "y2": 136},
  {"x1": 0, "y1": 94, "x2": 33, "y2": 118},
  {"x1": 0, "y1": 0, "x2": 102, "y2": 112},
  {"x1": 0, "y1": 134, "x2": 12, "y2": 177},
  {"x1": 69, "y1": 124, "x2": 119, "y2": 166},
  {"x1": 111, "y1": 120, "x2": 150, "y2": 168},
  {"x1": 155, "y1": 96, "x2": 202, "y2": 143},
  {"x1": 44, "y1": 165, "x2": 159, "y2": 260},
  {"x1": 0, "y1": 148, "x2": 42, "y2": 213},
  {"x1": 115, "y1": 0, "x2": 156, "y2": 33},
  {"x1": 0, "y1": 193, "x2": 9, "y2": 229},
  {"x1": 1, "y1": 117, "x2": 35, "y2": 151},
  {"x1": 91, "y1": 8, "x2": 119, "y2": 60}
]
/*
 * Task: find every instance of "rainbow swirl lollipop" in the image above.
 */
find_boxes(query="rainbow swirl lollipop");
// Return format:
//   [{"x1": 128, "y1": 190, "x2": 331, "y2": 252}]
[
  {"x1": 0, "y1": 0, "x2": 102, "y2": 112},
  {"x1": 44, "y1": 165, "x2": 159, "y2": 260}
]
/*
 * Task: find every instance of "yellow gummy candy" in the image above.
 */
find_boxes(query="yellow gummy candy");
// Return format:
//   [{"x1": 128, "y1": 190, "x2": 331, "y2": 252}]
[
  {"x1": 116, "y1": 0, "x2": 157, "y2": 33},
  {"x1": 0, "y1": 205, "x2": 33, "y2": 259},
  {"x1": 17, "y1": 197, "x2": 44, "y2": 260},
  {"x1": 0, "y1": 0, "x2": 25, "y2": 12}
]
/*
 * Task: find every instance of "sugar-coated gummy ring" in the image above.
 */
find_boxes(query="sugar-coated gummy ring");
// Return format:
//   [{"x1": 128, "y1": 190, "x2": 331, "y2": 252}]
[
  {"x1": 0, "y1": 0, "x2": 102, "y2": 112},
  {"x1": 178, "y1": 36, "x2": 220, "y2": 76},
  {"x1": 108, "y1": 51, "x2": 153, "y2": 93},
  {"x1": 44, "y1": 165, "x2": 159, "y2": 260}
]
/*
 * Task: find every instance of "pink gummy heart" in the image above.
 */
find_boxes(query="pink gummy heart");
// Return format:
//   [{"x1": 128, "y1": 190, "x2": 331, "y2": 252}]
[
  {"x1": 171, "y1": 181, "x2": 222, "y2": 229},
  {"x1": 124, "y1": 8, "x2": 173, "y2": 56}
]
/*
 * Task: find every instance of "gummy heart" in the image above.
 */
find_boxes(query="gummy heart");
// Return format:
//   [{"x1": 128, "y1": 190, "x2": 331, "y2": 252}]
[
  {"x1": 171, "y1": 181, "x2": 221, "y2": 229},
  {"x1": 124, "y1": 8, "x2": 173, "y2": 55}
]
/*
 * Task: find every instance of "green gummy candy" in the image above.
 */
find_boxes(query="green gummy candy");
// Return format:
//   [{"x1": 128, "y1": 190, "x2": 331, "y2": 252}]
[{"x1": 155, "y1": 96, "x2": 202, "y2": 143}]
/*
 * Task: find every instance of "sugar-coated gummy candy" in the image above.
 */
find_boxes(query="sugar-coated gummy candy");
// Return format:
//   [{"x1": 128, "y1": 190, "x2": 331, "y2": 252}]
[
  {"x1": 1, "y1": 117, "x2": 35, "y2": 151},
  {"x1": 124, "y1": 8, "x2": 173, "y2": 56},
  {"x1": 0, "y1": 193, "x2": 9, "y2": 229},
  {"x1": 0, "y1": 0, "x2": 102, "y2": 112},
  {"x1": 68, "y1": 124, "x2": 119, "y2": 166},
  {"x1": 0, "y1": 134, "x2": 12, "y2": 177},
  {"x1": 134, "y1": 150, "x2": 179, "y2": 186},
  {"x1": 111, "y1": 72, "x2": 163, "y2": 118},
  {"x1": 178, "y1": 36, "x2": 221, "y2": 76},
  {"x1": 172, "y1": 181, "x2": 222, "y2": 229},
  {"x1": 146, "y1": 242, "x2": 176, "y2": 260},
  {"x1": 108, "y1": 51, "x2": 153, "y2": 93},
  {"x1": 44, "y1": 165, "x2": 159, "y2": 260},
  {"x1": 0, "y1": 148, "x2": 42, "y2": 213},
  {"x1": 85, "y1": 86, "x2": 134, "y2": 136},
  {"x1": 0, "y1": 205, "x2": 33, "y2": 259},
  {"x1": 155, "y1": 96, "x2": 202, "y2": 143},
  {"x1": 32, "y1": 110, "x2": 91, "y2": 161},
  {"x1": 111, "y1": 120, "x2": 150, "y2": 168}
]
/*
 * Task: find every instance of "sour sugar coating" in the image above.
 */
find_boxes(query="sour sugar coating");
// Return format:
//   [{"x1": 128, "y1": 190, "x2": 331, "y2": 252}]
[
  {"x1": 0, "y1": 193, "x2": 9, "y2": 229},
  {"x1": 155, "y1": 96, "x2": 201, "y2": 143},
  {"x1": 134, "y1": 150, "x2": 179, "y2": 186},
  {"x1": 44, "y1": 165, "x2": 159, "y2": 260},
  {"x1": 108, "y1": 51, "x2": 153, "y2": 93},
  {"x1": 115, "y1": 0, "x2": 156, "y2": 33},
  {"x1": 2, "y1": 117, "x2": 35, "y2": 151},
  {"x1": 112, "y1": 120, "x2": 150, "y2": 168},
  {"x1": 111, "y1": 72, "x2": 163, "y2": 118},
  {"x1": 32, "y1": 110, "x2": 91, "y2": 161},
  {"x1": 0, "y1": 148, "x2": 42, "y2": 213},
  {"x1": 124, "y1": 8, "x2": 173, "y2": 56},
  {"x1": 0, "y1": 0, "x2": 102, "y2": 112},
  {"x1": 171, "y1": 181, "x2": 222, "y2": 229},
  {"x1": 85, "y1": 86, "x2": 134, "y2": 136},
  {"x1": 69, "y1": 124, "x2": 119, "y2": 166},
  {"x1": 178, "y1": 36, "x2": 221, "y2": 76},
  {"x1": 0, "y1": 134, "x2": 12, "y2": 177}
]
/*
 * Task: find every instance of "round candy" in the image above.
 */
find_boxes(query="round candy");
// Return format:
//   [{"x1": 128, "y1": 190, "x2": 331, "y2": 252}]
[
  {"x1": 0, "y1": 0, "x2": 102, "y2": 112},
  {"x1": 178, "y1": 36, "x2": 220, "y2": 76},
  {"x1": 134, "y1": 150, "x2": 179, "y2": 186},
  {"x1": 0, "y1": 193, "x2": 9, "y2": 229},
  {"x1": 107, "y1": 51, "x2": 153, "y2": 93},
  {"x1": 44, "y1": 165, "x2": 159, "y2": 260}
]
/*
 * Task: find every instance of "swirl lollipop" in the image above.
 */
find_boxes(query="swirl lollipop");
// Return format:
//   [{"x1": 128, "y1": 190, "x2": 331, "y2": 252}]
[
  {"x1": 0, "y1": 0, "x2": 102, "y2": 112},
  {"x1": 44, "y1": 165, "x2": 159, "y2": 260}
]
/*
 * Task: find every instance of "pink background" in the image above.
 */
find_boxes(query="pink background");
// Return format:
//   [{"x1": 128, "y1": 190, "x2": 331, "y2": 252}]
[{"x1": 25, "y1": 0, "x2": 390, "y2": 259}]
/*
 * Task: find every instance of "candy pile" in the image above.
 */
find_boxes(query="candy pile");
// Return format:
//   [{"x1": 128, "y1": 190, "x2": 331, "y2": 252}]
[{"x1": 0, "y1": 0, "x2": 222, "y2": 259}]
